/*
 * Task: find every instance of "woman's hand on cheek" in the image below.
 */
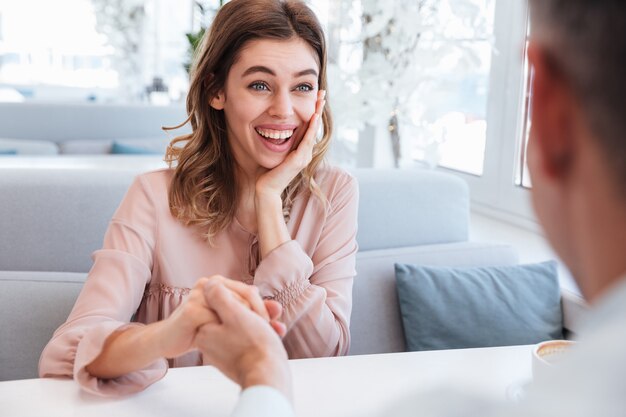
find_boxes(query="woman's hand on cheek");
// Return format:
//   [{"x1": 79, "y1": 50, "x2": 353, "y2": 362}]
[{"x1": 255, "y1": 90, "x2": 326, "y2": 199}]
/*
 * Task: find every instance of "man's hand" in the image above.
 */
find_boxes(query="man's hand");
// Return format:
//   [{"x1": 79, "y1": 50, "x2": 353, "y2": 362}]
[
  {"x1": 196, "y1": 279, "x2": 292, "y2": 400},
  {"x1": 158, "y1": 275, "x2": 280, "y2": 359}
]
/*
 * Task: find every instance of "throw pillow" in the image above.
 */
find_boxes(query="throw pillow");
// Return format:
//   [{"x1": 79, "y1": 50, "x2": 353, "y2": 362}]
[
  {"x1": 395, "y1": 260, "x2": 563, "y2": 351},
  {"x1": 111, "y1": 141, "x2": 163, "y2": 155}
]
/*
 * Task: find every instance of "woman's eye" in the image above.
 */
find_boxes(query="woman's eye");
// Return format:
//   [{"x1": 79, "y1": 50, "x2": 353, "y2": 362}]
[
  {"x1": 295, "y1": 84, "x2": 313, "y2": 92},
  {"x1": 249, "y1": 82, "x2": 269, "y2": 91}
]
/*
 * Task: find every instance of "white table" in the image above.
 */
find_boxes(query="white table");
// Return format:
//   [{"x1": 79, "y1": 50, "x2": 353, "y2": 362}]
[{"x1": 0, "y1": 345, "x2": 533, "y2": 417}]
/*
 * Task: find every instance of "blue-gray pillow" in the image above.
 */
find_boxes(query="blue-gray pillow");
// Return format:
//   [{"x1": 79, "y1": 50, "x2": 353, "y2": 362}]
[
  {"x1": 0, "y1": 149, "x2": 18, "y2": 155},
  {"x1": 395, "y1": 261, "x2": 563, "y2": 351},
  {"x1": 111, "y1": 141, "x2": 162, "y2": 155}
]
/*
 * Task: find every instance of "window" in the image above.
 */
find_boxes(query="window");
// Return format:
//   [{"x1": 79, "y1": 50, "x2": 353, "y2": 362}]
[
  {"x1": 315, "y1": 0, "x2": 535, "y2": 224},
  {"x1": 516, "y1": 21, "x2": 533, "y2": 189},
  {"x1": 0, "y1": 0, "x2": 192, "y2": 103},
  {"x1": 0, "y1": 0, "x2": 115, "y2": 101},
  {"x1": 440, "y1": 0, "x2": 536, "y2": 226},
  {"x1": 414, "y1": 2, "x2": 496, "y2": 177}
]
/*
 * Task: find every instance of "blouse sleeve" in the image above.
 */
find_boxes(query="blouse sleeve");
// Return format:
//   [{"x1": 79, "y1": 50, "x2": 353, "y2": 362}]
[
  {"x1": 38, "y1": 175, "x2": 168, "y2": 396},
  {"x1": 253, "y1": 173, "x2": 358, "y2": 358}
]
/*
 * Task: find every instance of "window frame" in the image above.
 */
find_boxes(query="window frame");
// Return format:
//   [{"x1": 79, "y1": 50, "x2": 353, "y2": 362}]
[{"x1": 436, "y1": 0, "x2": 537, "y2": 230}]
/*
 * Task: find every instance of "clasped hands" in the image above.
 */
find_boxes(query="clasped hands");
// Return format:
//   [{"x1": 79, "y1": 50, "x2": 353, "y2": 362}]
[{"x1": 161, "y1": 276, "x2": 292, "y2": 397}]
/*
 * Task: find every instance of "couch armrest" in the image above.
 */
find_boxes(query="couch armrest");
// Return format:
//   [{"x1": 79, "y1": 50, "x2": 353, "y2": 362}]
[{"x1": 561, "y1": 288, "x2": 588, "y2": 338}]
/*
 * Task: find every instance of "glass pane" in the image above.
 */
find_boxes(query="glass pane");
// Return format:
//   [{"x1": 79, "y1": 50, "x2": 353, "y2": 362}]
[
  {"x1": 0, "y1": 0, "x2": 115, "y2": 101},
  {"x1": 325, "y1": 0, "x2": 496, "y2": 173},
  {"x1": 412, "y1": 40, "x2": 492, "y2": 175},
  {"x1": 0, "y1": 0, "x2": 192, "y2": 103}
]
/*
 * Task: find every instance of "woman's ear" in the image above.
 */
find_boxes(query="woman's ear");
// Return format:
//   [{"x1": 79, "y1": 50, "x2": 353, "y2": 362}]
[{"x1": 210, "y1": 91, "x2": 225, "y2": 110}]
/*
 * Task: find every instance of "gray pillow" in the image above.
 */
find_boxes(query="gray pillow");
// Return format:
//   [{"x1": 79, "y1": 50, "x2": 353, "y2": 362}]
[
  {"x1": 0, "y1": 138, "x2": 59, "y2": 155},
  {"x1": 395, "y1": 261, "x2": 563, "y2": 351}
]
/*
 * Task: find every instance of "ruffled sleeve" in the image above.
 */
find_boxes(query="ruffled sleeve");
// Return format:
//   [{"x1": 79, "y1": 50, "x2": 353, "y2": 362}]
[
  {"x1": 38, "y1": 174, "x2": 168, "y2": 396},
  {"x1": 254, "y1": 172, "x2": 358, "y2": 358}
]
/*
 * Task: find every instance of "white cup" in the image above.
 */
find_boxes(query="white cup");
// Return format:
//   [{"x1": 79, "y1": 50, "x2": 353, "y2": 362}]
[{"x1": 532, "y1": 340, "x2": 575, "y2": 383}]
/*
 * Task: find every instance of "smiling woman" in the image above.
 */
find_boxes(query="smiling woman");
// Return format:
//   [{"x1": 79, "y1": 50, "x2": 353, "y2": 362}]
[
  {"x1": 209, "y1": 38, "x2": 321, "y2": 179},
  {"x1": 38, "y1": 0, "x2": 358, "y2": 397}
]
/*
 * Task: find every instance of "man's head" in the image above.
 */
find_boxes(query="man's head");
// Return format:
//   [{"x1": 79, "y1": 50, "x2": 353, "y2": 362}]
[{"x1": 527, "y1": 0, "x2": 626, "y2": 300}]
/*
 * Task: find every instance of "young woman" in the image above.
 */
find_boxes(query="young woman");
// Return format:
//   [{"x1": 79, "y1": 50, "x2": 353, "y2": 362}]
[{"x1": 39, "y1": 0, "x2": 358, "y2": 396}]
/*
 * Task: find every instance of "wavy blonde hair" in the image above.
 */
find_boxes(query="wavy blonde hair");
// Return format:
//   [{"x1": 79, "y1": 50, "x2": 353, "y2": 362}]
[{"x1": 164, "y1": 0, "x2": 333, "y2": 243}]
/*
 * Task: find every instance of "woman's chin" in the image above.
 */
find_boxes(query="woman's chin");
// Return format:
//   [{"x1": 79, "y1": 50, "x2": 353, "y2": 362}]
[{"x1": 257, "y1": 155, "x2": 287, "y2": 171}]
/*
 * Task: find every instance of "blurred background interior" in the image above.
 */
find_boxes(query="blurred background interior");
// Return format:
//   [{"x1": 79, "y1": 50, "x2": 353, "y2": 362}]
[{"x1": 0, "y1": 0, "x2": 577, "y2": 292}]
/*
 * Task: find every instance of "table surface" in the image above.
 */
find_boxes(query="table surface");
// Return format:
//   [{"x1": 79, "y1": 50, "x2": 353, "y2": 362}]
[{"x1": 0, "y1": 345, "x2": 533, "y2": 417}]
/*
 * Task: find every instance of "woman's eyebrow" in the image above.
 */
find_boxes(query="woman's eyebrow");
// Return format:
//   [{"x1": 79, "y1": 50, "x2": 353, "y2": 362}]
[
  {"x1": 294, "y1": 68, "x2": 318, "y2": 77},
  {"x1": 241, "y1": 65, "x2": 318, "y2": 78}
]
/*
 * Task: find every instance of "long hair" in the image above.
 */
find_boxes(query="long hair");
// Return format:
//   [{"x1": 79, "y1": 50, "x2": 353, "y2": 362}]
[{"x1": 164, "y1": 0, "x2": 333, "y2": 243}]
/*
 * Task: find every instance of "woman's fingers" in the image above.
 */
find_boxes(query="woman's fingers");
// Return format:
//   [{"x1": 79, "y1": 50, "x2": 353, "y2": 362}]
[
  {"x1": 264, "y1": 299, "x2": 283, "y2": 321},
  {"x1": 222, "y1": 280, "x2": 269, "y2": 321},
  {"x1": 302, "y1": 90, "x2": 326, "y2": 147},
  {"x1": 308, "y1": 90, "x2": 326, "y2": 143},
  {"x1": 295, "y1": 93, "x2": 325, "y2": 165},
  {"x1": 270, "y1": 320, "x2": 287, "y2": 338},
  {"x1": 201, "y1": 276, "x2": 270, "y2": 321}
]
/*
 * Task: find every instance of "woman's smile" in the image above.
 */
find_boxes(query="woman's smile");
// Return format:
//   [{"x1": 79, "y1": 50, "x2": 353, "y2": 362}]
[
  {"x1": 210, "y1": 37, "x2": 319, "y2": 174},
  {"x1": 255, "y1": 124, "x2": 299, "y2": 152}
]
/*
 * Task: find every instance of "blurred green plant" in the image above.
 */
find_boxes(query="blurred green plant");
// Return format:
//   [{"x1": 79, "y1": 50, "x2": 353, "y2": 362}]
[{"x1": 184, "y1": 1, "x2": 225, "y2": 74}]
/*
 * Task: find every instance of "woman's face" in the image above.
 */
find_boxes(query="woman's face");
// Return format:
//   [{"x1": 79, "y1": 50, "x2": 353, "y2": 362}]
[{"x1": 211, "y1": 37, "x2": 320, "y2": 175}]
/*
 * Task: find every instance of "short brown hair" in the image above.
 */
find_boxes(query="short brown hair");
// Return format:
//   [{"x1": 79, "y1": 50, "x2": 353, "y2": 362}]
[
  {"x1": 165, "y1": 0, "x2": 332, "y2": 242},
  {"x1": 529, "y1": 0, "x2": 626, "y2": 189}
]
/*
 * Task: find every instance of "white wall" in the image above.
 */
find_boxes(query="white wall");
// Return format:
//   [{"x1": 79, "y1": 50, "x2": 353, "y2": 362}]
[{"x1": 470, "y1": 211, "x2": 580, "y2": 296}]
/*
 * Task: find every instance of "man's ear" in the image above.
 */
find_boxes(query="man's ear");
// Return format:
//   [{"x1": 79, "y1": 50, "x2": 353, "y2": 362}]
[
  {"x1": 527, "y1": 43, "x2": 575, "y2": 180},
  {"x1": 210, "y1": 91, "x2": 225, "y2": 110}
]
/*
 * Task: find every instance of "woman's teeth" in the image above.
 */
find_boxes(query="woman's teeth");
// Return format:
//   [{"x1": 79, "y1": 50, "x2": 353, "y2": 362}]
[{"x1": 255, "y1": 128, "x2": 294, "y2": 141}]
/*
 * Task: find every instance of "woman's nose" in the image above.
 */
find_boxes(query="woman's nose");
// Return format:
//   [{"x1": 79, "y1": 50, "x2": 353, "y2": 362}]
[{"x1": 268, "y1": 90, "x2": 294, "y2": 119}]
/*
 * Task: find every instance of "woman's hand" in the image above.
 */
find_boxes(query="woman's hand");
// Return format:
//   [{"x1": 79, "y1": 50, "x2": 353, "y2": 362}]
[
  {"x1": 255, "y1": 90, "x2": 326, "y2": 199},
  {"x1": 253, "y1": 90, "x2": 326, "y2": 259},
  {"x1": 157, "y1": 275, "x2": 275, "y2": 359},
  {"x1": 85, "y1": 276, "x2": 281, "y2": 379}
]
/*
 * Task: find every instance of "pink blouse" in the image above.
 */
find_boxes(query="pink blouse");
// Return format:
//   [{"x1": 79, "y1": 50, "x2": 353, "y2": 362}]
[{"x1": 39, "y1": 166, "x2": 358, "y2": 396}]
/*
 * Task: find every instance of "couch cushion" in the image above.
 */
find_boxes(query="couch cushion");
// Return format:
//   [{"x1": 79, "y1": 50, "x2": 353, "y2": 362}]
[
  {"x1": 0, "y1": 138, "x2": 59, "y2": 155},
  {"x1": 60, "y1": 138, "x2": 171, "y2": 155},
  {"x1": 352, "y1": 169, "x2": 469, "y2": 251},
  {"x1": 58, "y1": 139, "x2": 113, "y2": 154},
  {"x1": 111, "y1": 138, "x2": 169, "y2": 155},
  {"x1": 395, "y1": 261, "x2": 563, "y2": 352},
  {"x1": 349, "y1": 242, "x2": 519, "y2": 355},
  {"x1": 0, "y1": 103, "x2": 190, "y2": 142},
  {"x1": 0, "y1": 167, "x2": 140, "y2": 272},
  {"x1": 111, "y1": 141, "x2": 161, "y2": 155},
  {"x1": 0, "y1": 271, "x2": 87, "y2": 381}
]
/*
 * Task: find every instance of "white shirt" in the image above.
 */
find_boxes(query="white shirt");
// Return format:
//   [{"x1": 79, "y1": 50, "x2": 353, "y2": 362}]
[{"x1": 232, "y1": 277, "x2": 626, "y2": 417}]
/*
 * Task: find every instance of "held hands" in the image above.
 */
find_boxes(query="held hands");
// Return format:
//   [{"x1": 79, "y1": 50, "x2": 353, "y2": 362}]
[
  {"x1": 158, "y1": 276, "x2": 286, "y2": 360},
  {"x1": 255, "y1": 90, "x2": 326, "y2": 199},
  {"x1": 84, "y1": 276, "x2": 284, "y2": 380},
  {"x1": 196, "y1": 279, "x2": 292, "y2": 400}
]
